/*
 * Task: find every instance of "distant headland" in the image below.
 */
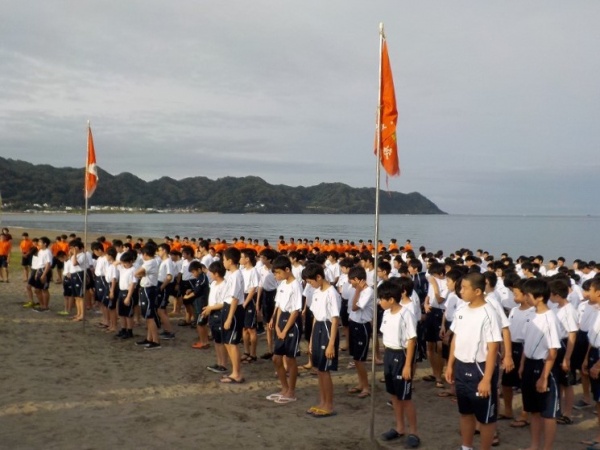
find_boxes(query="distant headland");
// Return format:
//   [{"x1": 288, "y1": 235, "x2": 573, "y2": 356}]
[{"x1": 0, "y1": 157, "x2": 445, "y2": 215}]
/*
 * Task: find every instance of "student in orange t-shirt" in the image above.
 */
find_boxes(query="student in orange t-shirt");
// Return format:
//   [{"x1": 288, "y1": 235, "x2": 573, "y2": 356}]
[
  {"x1": 20, "y1": 232, "x2": 35, "y2": 282},
  {"x1": 388, "y1": 239, "x2": 399, "y2": 252},
  {"x1": 0, "y1": 233, "x2": 12, "y2": 282},
  {"x1": 404, "y1": 239, "x2": 413, "y2": 252}
]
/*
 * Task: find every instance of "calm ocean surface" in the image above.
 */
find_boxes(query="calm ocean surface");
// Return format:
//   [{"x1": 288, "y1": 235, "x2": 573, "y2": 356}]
[{"x1": 1, "y1": 213, "x2": 598, "y2": 262}]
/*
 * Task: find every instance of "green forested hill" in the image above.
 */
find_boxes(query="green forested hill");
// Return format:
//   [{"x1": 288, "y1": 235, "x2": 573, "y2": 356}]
[{"x1": 0, "y1": 157, "x2": 446, "y2": 214}]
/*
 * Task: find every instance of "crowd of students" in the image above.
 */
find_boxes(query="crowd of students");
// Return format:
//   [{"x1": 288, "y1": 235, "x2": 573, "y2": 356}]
[{"x1": 3, "y1": 227, "x2": 600, "y2": 450}]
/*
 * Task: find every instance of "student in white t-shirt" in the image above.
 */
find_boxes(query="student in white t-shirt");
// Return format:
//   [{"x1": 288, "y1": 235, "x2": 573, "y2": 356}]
[
  {"x1": 424, "y1": 262, "x2": 448, "y2": 388},
  {"x1": 582, "y1": 278, "x2": 600, "y2": 447},
  {"x1": 446, "y1": 272, "x2": 502, "y2": 450},
  {"x1": 520, "y1": 278, "x2": 561, "y2": 450},
  {"x1": 549, "y1": 278, "x2": 579, "y2": 424},
  {"x1": 201, "y1": 261, "x2": 228, "y2": 374},
  {"x1": 378, "y1": 279, "x2": 420, "y2": 447},
  {"x1": 347, "y1": 266, "x2": 374, "y2": 399}
]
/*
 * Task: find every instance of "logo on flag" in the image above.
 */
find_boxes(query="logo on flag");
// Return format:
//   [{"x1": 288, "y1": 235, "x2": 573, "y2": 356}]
[
  {"x1": 375, "y1": 38, "x2": 400, "y2": 177},
  {"x1": 85, "y1": 126, "x2": 98, "y2": 198}
]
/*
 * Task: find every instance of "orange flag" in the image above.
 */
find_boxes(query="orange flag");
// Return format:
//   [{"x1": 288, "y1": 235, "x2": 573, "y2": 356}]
[
  {"x1": 85, "y1": 125, "x2": 98, "y2": 198},
  {"x1": 375, "y1": 39, "x2": 400, "y2": 176}
]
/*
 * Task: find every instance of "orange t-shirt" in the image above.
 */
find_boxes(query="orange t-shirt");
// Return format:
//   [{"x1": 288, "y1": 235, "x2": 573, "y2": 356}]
[
  {"x1": 0, "y1": 240, "x2": 11, "y2": 256},
  {"x1": 20, "y1": 239, "x2": 34, "y2": 255},
  {"x1": 58, "y1": 241, "x2": 70, "y2": 253}
]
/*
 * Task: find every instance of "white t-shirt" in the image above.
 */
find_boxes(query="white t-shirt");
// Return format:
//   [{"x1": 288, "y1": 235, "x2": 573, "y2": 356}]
[
  {"x1": 105, "y1": 263, "x2": 118, "y2": 284},
  {"x1": 223, "y1": 269, "x2": 244, "y2": 304},
  {"x1": 274, "y1": 278, "x2": 303, "y2": 313},
  {"x1": 70, "y1": 252, "x2": 87, "y2": 274},
  {"x1": 365, "y1": 268, "x2": 376, "y2": 287},
  {"x1": 337, "y1": 273, "x2": 354, "y2": 300},
  {"x1": 450, "y1": 303, "x2": 502, "y2": 363},
  {"x1": 303, "y1": 283, "x2": 315, "y2": 309},
  {"x1": 118, "y1": 266, "x2": 137, "y2": 291},
  {"x1": 63, "y1": 259, "x2": 72, "y2": 278},
  {"x1": 208, "y1": 280, "x2": 227, "y2": 307},
  {"x1": 241, "y1": 266, "x2": 259, "y2": 294},
  {"x1": 291, "y1": 263, "x2": 304, "y2": 283},
  {"x1": 348, "y1": 286, "x2": 374, "y2": 324},
  {"x1": 507, "y1": 306, "x2": 535, "y2": 343},
  {"x1": 485, "y1": 292, "x2": 510, "y2": 328},
  {"x1": 201, "y1": 254, "x2": 214, "y2": 269},
  {"x1": 523, "y1": 310, "x2": 562, "y2": 360},
  {"x1": 380, "y1": 307, "x2": 417, "y2": 350},
  {"x1": 579, "y1": 301, "x2": 598, "y2": 332},
  {"x1": 158, "y1": 257, "x2": 176, "y2": 283},
  {"x1": 140, "y1": 258, "x2": 159, "y2": 288},
  {"x1": 555, "y1": 302, "x2": 579, "y2": 340},
  {"x1": 310, "y1": 285, "x2": 341, "y2": 322},
  {"x1": 428, "y1": 277, "x2": 448, "y2": 310},
  {"x1": 588, "y1": 312, "x2": 600, "y2": 349},
  {"x1": 258, "y1": 265, "x2": 278, "y2": 291},
  {"x1": 94, "y1": 255, "x2": 109, "y2": 277},
  {"x1": 444, "y1": 292, "x2": 464, "y2": 323}
]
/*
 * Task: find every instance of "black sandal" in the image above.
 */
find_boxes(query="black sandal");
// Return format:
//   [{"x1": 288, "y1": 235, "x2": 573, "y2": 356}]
[{"x1": 557, "y1": 415, "x2": 573, "y2": 425}]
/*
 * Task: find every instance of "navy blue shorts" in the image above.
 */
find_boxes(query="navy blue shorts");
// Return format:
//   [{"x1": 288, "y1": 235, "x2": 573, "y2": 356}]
[
  {"x1": 455, "y1": 360, "x2": 498, "y2": 424},
  {"x1": 210, "y1": 311, "x2": 223, "y2": 344},
  {"x1": 157, "y1": 283, "x2": 173, "y2": 309},
  {"x1": 243, "y1": 293, "x2": 257, "y2": 329},
  {"x1": 384, "y1": 349, "x2": 412, "y2": 400},
  {"x1": 95, "y1": 276, "x2": 108, "y2": 304},
  {"x1": 311, "y1": 321, "x2": 339, "y2": 372},
  {"x1": 502, "y1": 342, "x2": 523, "y2": 388},
  {"x1": 140, "y1": 285, "x2": 160, "y2": 327},
  {"x1": 522, "y1": 358, "x2": 561, "y2": 418},
  {"x1": 274, "y1": 311, "x2": 302, "y2": 358},
  {"x1": 34, "y1": 268, "x2": 51, "y2": 290},
  {"x1": 117, "y1": 289, "x2": 136, "y2": 318},
  {"x1": 553, "y1": 338, "x2": 576, "y2": 387},
  {"x1": 71, "y1": 272, "x2": 85, "y2": 298},
  {"x1": 260, "y1": 289, "x2": 276, "y2": 323},
  {"x1": 193, "y1": 295, "x2": 209, "y2": 326},
  {"x1": 222, "y1": 303, "x2": 244, "y2": 345},
  {"x1": 63, "y1": 277, "x2": 73, "y2": 297},
  {"x1": 425, "y1": 308, "x2": 443, "y2": 343},
  {"x1": 588, "y1": 347, "x2": 600, "y2": 403},
  {"x1": 572, "y1": 330, "x2": 589, "y2": 371},
  {"x1": 349, "y1": 320, "x2": 371, "y2": 362},
  {"x1": 340, "y1": 298, "x2": 349, "y2": 327}
]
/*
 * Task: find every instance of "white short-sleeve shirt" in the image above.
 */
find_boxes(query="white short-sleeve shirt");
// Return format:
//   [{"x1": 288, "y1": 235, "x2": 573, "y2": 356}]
[
  {"x1": 275, "y1": 278, "x2": 303, "y2": 313},
  {"x1": 348, "y1": 286, "x2": 374, "y2": 324},
  {"x1": 380, "y1": 307, "x2": 417, "y2": 349},
  {"x1": 523, "y1": 310, "x2": 562, "y2": 360},
  {"x1": 450, "y1": 303, "x2": 503, "y2": 363},
  {"x1": 310, "y1": 285, "x2": 341, "y2": 322}
]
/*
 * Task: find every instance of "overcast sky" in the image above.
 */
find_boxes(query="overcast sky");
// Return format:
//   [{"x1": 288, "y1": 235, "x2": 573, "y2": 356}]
[{"x1": 1, "y1": 1, "x2": 599, "y2": 215}]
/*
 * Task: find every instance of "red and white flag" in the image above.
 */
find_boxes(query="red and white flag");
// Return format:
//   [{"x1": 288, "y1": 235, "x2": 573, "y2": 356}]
[
  {"x1": 375, "y1": 38, "x2": 400, "y2": 177},
  {"x1": 85, "y1": 125, "x2": 98, "y2": 198}
]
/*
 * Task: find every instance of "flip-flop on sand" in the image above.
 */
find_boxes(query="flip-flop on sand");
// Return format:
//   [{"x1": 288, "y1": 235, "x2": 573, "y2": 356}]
[
  {"x1": 311, "y1": 410, "x2": 337, "y2": 418},
  {"x1": 274, "y1": 396, "x2": 297, "y2": 404},
  {"x1": 220, "y1": 376, "x2": 245, "y2": 384}
]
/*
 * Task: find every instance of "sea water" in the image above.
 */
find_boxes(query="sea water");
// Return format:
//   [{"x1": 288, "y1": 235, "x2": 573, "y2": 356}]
[{"x1": 1, "y1": 213, "x2": 598, "y2": 262}]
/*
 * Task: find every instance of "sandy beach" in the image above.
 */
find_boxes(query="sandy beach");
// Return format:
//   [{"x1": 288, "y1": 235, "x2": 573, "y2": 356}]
[{"x1": 0, "y1": 226, "x2": 596, "y2": 449}]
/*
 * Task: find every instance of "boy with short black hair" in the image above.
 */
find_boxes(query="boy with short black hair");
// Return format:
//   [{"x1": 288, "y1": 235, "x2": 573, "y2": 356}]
[
  {"x1": 184, "y1": 260, "x2": 210, "y2": 349},
  {"x1": 202, "y1": 261, "x2": 228, "y2": 374},
  {"x1": 257, "y1": 248, "x2": 279, "y2": 359},
  {"x1": 135, "y1": 245, "x2": 161, "y2": 349},
  {"x1": 116, "y1": 250, "x2": 138, "y2": 340},
  {"x1": 548, "y1": 277, "x2": 578, "y2": 424},
  {"x1": 303, "y1": 263, "x2": 341, "y2": 417},
  {"x1": 220, "y1": 247, "x2": 245, "y2": 383},
  {"x1": 347, "y1": 265, "x2": 374, "y2": 398},
  {"x1": 240, "y1": 249, "x2": 260, "y2": 363},
  {"x1": 378, "y1": 279, "x2": 420, "y2": 447},
  {"x1": 445, "y1": 272, "x2": 502, "y2": 450},
  {"x1": 104, "y1": 247, "x2": 119, "y2": 332},
  {"x1": 156, "y1": 243, "x2": 176, "y2": 340},
  {"x1": 519, "y1": 278, "x2": 561, "y2": 450},
  {"x1": 424, "y1": 262, "x2": 448, "y2": 387},
  {"x1": 265, "y1": 255, "x2": 303, "y2": 404}
]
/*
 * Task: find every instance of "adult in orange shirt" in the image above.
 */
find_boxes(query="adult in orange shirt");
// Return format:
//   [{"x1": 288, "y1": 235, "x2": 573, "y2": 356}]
[
  {"x1": 171, "y1": 236, "x2": 183, "y2": 252},
  {"x1": 20, "y1": 232, "x2": 35, "y2": 282},
  {"x1": 0, "y1": 232, "x2": 12, "y2": 282},
  {"x1": 286, "y1": 238, "x2": 297, "y2": 252},
  {"x1": 234, "y1": 236, "x2": 247, "y2": 250}
]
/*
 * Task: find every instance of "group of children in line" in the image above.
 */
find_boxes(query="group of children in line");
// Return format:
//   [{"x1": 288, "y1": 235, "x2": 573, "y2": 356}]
[{"x1": 6, "y1": 228, "x2": 600, "y2": 449}]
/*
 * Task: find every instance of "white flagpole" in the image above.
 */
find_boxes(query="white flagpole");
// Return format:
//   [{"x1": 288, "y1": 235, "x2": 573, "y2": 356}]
[
  {"x1": 82, "y1": 120, "x2": 91, "y2": 331},
  {"x1": 369, "y1": 21, "x2": 385, "y2": 443}
]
